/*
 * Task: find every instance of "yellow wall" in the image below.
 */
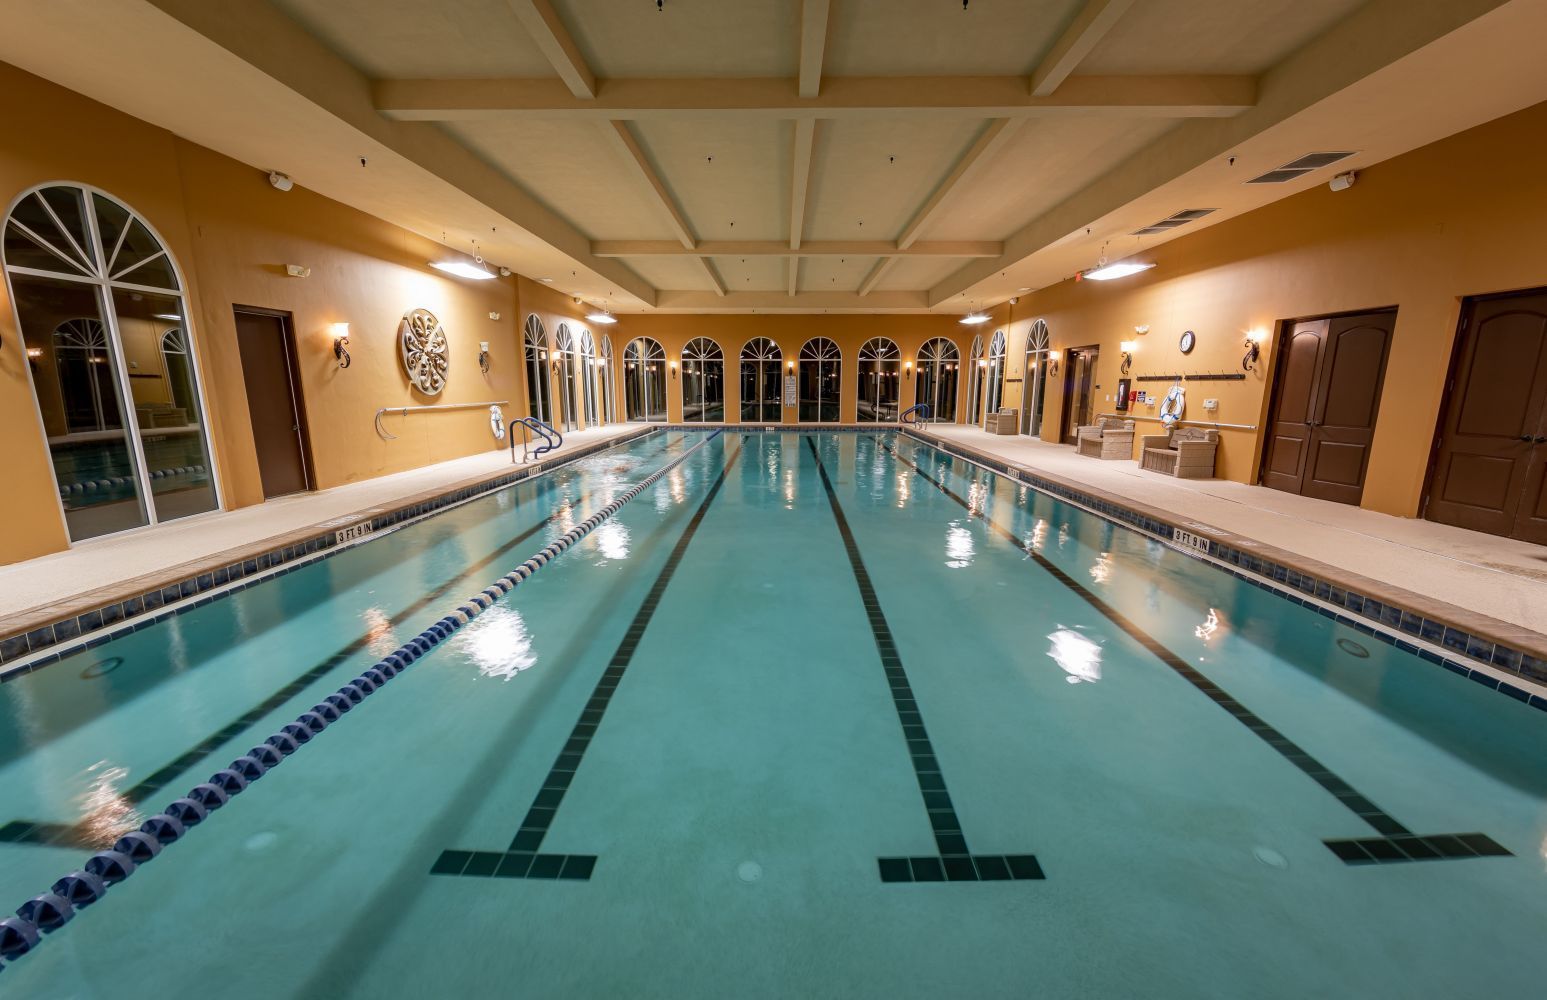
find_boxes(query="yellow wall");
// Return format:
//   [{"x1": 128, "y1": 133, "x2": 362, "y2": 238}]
[{"x1": 1003, "y1": 99, "x2": 1547, "y2": 517}]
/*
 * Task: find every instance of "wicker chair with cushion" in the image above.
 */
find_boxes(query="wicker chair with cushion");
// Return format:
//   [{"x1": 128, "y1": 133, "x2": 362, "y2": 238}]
[
  {"x1": 1140, "y1": 427, "x2": 1219, "y2": 479},
  {"x1": 1076, "y1": 417, "x2": 1136, "y2": 460},
  {"x1": 986, "y1": 408, "x2": 1018, "y2": 435}
]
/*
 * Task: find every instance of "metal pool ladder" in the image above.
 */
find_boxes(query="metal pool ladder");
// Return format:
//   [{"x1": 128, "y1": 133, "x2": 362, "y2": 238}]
[{"x1": 510, "y1": 417, "x2": 562, "y2": 463}]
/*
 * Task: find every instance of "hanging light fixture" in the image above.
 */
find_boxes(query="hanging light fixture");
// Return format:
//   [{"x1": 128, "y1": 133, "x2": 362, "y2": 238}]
[
  {"x1": 586, "y1": 309, "x2": 618, "y2": 324},
  {"x1": 431, "y1": 239, "x2": 496, "y2": 280}
]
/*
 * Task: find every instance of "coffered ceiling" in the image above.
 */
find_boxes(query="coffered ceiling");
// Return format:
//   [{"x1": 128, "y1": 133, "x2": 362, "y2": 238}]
[{"x1": 3, "y1": 0, "x2": 1546, "y2": 314}]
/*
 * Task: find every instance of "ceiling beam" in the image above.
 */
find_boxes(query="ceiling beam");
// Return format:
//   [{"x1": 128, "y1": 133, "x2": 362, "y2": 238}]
[
  {"x1": 602, "y1": 120, "x2": 697, "y2": 250},
  {"x1": 374, "y1": 75, "x2": 1257, "y2": 120},
  {"x1": 504, "y1": 0, "x2": 596, "y2": 99},
  {"x1": 653, "y1": 289, "x2": 933, "y2": 312},
  {"x1": 697, "y1": 257, "x2": 727, "y2": 297},
  {"x1": 787, "y1": 258, "x2": 798, "y2": 297},
  {"x1": 593, "y1": 240, "x2": 1001, "y2": 257},
  {"x1": 858, "y1": 257, "x2": 898, "y2": 297},
  {"x1": 1031, "y1": 0, "x2": 1136, "y2": 97},
  {"x1": 798, "y1": 0, "x2": 832, "y2": 98},
  {"x1": 898, "y1": 119, "x2": 1023, "y2": 250},
  {"x1": 790, "y1": 118, "x2": 817, "y2": 249}
]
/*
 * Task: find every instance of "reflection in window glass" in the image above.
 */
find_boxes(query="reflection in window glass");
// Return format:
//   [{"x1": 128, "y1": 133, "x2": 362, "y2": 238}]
[
  {"x1": 623, "y1": 337, "x2": 667, "y2": 422},
  {"x1": 799, "y1": 337, "x2": 841, "y2": 422},
  {"x1": 857, "y1": 337, "x2": 900, "y2": 422},
  {"x1": 523, "y1": 315, "x2": 551, "y2": 424},
  {"x1": 681, "y1": 337, "x2": 724, "y2": 422},
  {"x1": 740, "y1": 337, "x2": 782, "y2": 423},
  {"x1": 915, "y1": 337, "x2": 959, "y2": 423}
]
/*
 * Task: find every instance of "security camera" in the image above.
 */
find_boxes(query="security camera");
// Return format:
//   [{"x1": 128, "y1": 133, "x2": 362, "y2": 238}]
[
  {"x1": 268, "y1": 171, "x2": 294, "y2": 192},
  {"x1": 1008, "y1": 296, "x2": 1019, "y2": 305},
  {"x1": 1329, "y1": 170, "x2": 1357, "y2": 192},
  {"x1": 498, "y1": 267, "x2": 512, "y2": 277}
]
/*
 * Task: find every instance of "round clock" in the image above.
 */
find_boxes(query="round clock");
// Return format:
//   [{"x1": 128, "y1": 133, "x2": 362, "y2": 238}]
[{"x1": 1178, "y1": 330, "x2": 1196, "y2": 355}]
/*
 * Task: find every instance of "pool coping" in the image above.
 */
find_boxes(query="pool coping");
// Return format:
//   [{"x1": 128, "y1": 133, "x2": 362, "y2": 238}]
[
  {"x1": 900, "y1": 426, "x2": 1547, "y2": 713},
  {"x1": 0, "y1": 427, "x2": 659, "y2": 678}
]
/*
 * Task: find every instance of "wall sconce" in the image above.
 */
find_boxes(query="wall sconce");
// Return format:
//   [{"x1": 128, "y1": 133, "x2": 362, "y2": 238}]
[
  {"x1": 1047, "y1": 350, "x2": 1061, "y2": 377},
  {"x1": 26, "y1": 346, "x2": 44, "y2": 363},
  {"x1": 787, "y1": 360, "x2": 794, "y2": 371},
  {"x1": 331, "y1": 323, "x2": 351, "y2": 369},
  {"x1": 1243, "y1": 328, "x2": 1268, "y2": 371},
  {"x1": 1120, "y1": 339, "x2": 1137, "y2": 375},
  {"x1": 478, "y1": 340, "x2": 491, "y2": 374},
  {"x1": 904, "y1": 359, "x2": 913, "y2": 371},
  {"x1": 669, "y1": 359, "x2": 678, "y2": 379}
]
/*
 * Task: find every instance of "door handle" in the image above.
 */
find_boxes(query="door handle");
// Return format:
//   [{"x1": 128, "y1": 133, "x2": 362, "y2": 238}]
[
  {"x1": 1536, "y1": 436, "x2": 1547, "y2": 444},
  {"x1": 1522, "y1": 435, "x2": 1535, "y2": 442}
]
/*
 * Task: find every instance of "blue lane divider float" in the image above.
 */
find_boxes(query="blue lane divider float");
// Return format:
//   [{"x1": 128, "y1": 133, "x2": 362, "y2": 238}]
[{"x1": 0, "y1": 430, "x2": 721, "y2": 976}]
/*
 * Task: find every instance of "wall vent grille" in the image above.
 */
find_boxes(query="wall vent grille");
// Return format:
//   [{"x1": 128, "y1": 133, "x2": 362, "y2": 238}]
[
  {"x1": 1247, "y1": 151, "x2": 1357, "y2": 184},
  {"x1": 1131, "y1": 208, "x2": 1217, "y2": 236}
]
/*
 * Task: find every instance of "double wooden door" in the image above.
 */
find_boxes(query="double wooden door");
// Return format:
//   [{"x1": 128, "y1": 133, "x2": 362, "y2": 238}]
[
  {"x1": 1425, "y1": 289, "x2": 1547, "y2": 543},
  {"x1": 1262, "y1": 311, "x2": 1394, "y2": 504}
]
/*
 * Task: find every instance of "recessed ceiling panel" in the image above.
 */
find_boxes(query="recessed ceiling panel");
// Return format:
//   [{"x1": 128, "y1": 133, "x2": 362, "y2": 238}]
[
  {"x1": 801, "y1": 255, "x2": 882, "y2": 293},
  {"x1": 622, "y1": 255, "x2": 723, "y2": 291},
  {"x1": 874, "y1": 256, "x2": 962, "y2": 292},
  {"x1": 446, "y1": 120, "x2": 677, "y2": 240},
  {"x1": 630, "y1": 119, "x2": 790, "y2": 241},
  {"x1": 555, "y1": 0, "x2": 795, "y2": 78},
  {"x1": 1081, "y1": 0, "x2": 1362, "y2": 74},
  {"x1": 827, "y1": 0, "x2": 1079, "y2": 76},
  {"x1": 710, "y1": 256, "x2": 787, "y2": 292},
  {"x1": 271, "y1": 0, "x2": 553, "y2": 78}
]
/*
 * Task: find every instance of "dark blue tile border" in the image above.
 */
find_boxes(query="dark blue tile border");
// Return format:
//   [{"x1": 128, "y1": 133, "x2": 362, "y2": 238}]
[{"x1": 901, "y1": 427, "x2": 1547, "y2": 715}]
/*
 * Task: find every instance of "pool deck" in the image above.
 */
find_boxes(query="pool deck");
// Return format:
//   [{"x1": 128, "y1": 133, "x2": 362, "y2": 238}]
[
  {"x1": 914, "y1": 424, "x2": 1547, "y2": 647},
  {"x1": 0, "y1": 423, "x2": 647, "y2": 633}
]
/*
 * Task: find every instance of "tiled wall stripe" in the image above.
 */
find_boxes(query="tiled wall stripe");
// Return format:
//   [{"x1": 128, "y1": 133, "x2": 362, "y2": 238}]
[
  {"x1": 901, "y1": 428, "x2": 1547, "y2": 715},
  {"x1": 0, "y1": 427, "x2": 659, "y2": 679}
]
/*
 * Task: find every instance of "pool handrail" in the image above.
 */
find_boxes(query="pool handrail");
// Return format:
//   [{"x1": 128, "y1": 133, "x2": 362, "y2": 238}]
[
  {"x1": 900, "y1": 403, "x2": 931, "y2": 424},
  {"x1": 509, "y1": 416, "x2": 561, "y2": 463}
]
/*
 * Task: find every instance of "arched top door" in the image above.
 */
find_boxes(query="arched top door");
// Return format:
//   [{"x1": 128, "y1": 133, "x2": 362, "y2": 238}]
[
  {"x1": 555, "y1": 322, "x2": 574, "y2": 351},
  {"x1": 579, "y1": 328, "x2": 595, "y2": 357},
  {"x1": 741, "y1": 337, "x2": 781, "y2": 361},
  {"x1": 5, "y1": 183, "x2": 181, "y2": 291},
  {"x1": 523, "y1": 315, "x2": 547, "y2": 352},
  {"x1": 683, "y1": 337, "x2": 723, "y2": 362},
  {"x1": 919, "y1": 337, "x2": 959, "y2": 363},
  {"x1": 601, "y1": 333, "x2": 614, "y2": 360},
  {"x1": 859, "y1": 337, "x2": 899, "y2": 361},
  {"x1": 800, "y1": 337, "x2": 841, "y2": 361},
  {"x1": 625, "y1": 337, "x2": 665, "y2": 363},
  {"x1": 970, "y1": 334, "x2": 984, "y2": 361},
  {"x1": 989, "y1": 329, "x2": 1006, "y2": 358},
  {"x1": 1026, "y1": 319, "x2": 1049, "y2": 352}
]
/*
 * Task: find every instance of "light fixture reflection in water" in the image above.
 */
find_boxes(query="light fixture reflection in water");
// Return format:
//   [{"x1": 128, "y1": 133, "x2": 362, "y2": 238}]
[
  {"x1": 78, "y1": 760, "x2": 140, "y2": 849},
  {"x1": 591, "y1": 520, "x2": 631, "y2": 562},
  {"x1": 362, "y1": 607, "x2": 396, "y2": 656},
  {"x1": 1089, "y1": 552, "x2": 1113, "y2": 585},
  {"x1": 945, "y1": 521, "x2": 975, "y2": 568},
  {"x1": 1047, "y1": 628, "x2": 1102, "y2": 684},
  {"x1": 1194, "y1": 608, "x2": 1223, "y2": 643},
  {"x1": 455, "y1": 605, "x2": 538, "y2": 681}
]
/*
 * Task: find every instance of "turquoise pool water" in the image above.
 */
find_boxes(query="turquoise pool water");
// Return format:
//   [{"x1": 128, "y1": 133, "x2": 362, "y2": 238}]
[{"x1": 1, "y1": 430, "x2": 1544, "y2": 997}]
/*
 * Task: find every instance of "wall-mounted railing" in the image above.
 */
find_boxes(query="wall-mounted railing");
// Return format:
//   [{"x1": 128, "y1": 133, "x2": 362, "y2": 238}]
[{"x1": 373, "y1": 400, "x2": 509, "y2": 441}]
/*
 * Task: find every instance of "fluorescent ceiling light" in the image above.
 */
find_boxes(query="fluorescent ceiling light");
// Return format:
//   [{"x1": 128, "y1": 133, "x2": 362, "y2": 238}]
[
  {"x1": 586, "y1": 311, "x2": 617, "y2": 324},
  {"x1": 958, "y1": 312, "x2": 990, "y2": 325},
  {"x1": 1082, "y1": 260, "x2": 1155, "y2": 281},
  {"x1": 430, "y1": 260, "x2": 495, "y2": 280},
  {"x1": 153, "y1": 313, "x2": 182, "y2": 321}
]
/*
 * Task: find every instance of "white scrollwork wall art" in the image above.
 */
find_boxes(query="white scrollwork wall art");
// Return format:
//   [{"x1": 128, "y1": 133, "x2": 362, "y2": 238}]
[{"x1": 399, "y1": 308, "x2": 449, "y2": 395}]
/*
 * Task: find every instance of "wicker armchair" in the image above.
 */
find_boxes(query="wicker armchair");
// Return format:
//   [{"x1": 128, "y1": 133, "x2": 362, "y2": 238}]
[
  {"x1": 1076, "y1": 417, "x2": 1136, "y2": 460},
  {"x1": 1140, "y1": 427, "x2": 1219, "y2": 479},
  {"x1": 986, "y1": 408, "x2": 1018, "y2": 435}
]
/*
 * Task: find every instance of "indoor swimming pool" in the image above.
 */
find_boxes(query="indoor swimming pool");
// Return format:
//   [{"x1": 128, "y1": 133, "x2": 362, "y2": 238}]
[{"x1": 1, "y1": 430, "x2": 1544, "y2": 998}]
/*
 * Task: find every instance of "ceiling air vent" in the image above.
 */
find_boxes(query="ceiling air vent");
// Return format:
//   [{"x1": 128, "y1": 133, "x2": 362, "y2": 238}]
[
  {"x1": 1131, "y1": 207, "x2": 1217, "y2": 237},
  {"x1": 1247, "y1": 151, "x2": 1357, "y2": 184}
]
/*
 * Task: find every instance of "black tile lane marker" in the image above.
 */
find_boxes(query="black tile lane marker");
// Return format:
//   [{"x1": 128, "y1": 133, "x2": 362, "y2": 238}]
[
  {"x1": 879, "y1": 435, "x2": 1512, "y2": 867},
  {"x1": 0, "y1": 437, "x2": 689, "y2": 852},
  {"x1": 805, "y1": 436, "x2": 1044, "y2": 884},
  {"x1": 431, "y1": 436, "x2": 745, "y2": 881}
]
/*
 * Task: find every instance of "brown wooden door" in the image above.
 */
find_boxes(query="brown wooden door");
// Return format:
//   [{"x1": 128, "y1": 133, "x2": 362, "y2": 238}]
[
  {"x1": 1261, "y1": 311, "x2": 1393, "y2": 504},
  {"x1": 1059, "y1": 346, "x2": 1098, "y2": 443},
  {"x1": 234, "y1": 308, "x2": 311, "y2": 499},
  {"x1": 1425, "y1": 290, "x2": 1547, "y2": 543}
]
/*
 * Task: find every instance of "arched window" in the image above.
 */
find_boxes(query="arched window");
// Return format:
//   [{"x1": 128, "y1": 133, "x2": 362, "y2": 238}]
[
  {"x1": 740, "y1": 337, "x2": 782, "y2": 423},
  {"x1": 915, "y1": 337, "x2": 959, "y2": 423},
  {"x1": 600, "y1": 334, "x2": 617, "y2": 424},
  {"x1": 523, "y1": 315, "x2": 551, "y2": 424},
  {"x1": 1021, "y1": 320, "x2": 1051, "y2": 436},
  {"x1": 623, "y1": 337, "x2": 667, "y2": 422},
  {"x1": 579, "y1": 328, "x2": 599, "y2": 426},
  {"x1": 681, "y1": 337, "x2": 725, "y2": 422},
  {"x1": 4, "y1": 183, "x2": 218, "y2": 541},
  {"x1": 856, "y1": 337, "x2": 901, "y2": 422},
  {"x1": 984, "y1": 329, "x2": 1007, "y2": 420},
  {"x1": 798, "y1": 337, "x2": 842, "y2": 422},
  {"x1": 554, "y1": 323, "x2": 580, "y2": 432},
  {"x1": 966, "y1": 334, "x2": 985, "y2": 426}
]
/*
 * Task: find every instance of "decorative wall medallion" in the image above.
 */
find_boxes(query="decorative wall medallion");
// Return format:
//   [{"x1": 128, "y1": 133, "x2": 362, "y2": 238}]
[
  {"x1": 400, "y1": 308, "x2": 449, "y2": 395},
  {"x1": 1179, "y1": 330, "x2": 1196, "y2": 354}
]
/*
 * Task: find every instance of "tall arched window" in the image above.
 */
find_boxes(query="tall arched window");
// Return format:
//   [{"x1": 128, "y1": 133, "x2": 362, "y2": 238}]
[
  {"x1": 160, "y1": 327, "x2": 197, "y2": 414},
  {"x1": 740, "y1": 337, "x2": 782, "y2": 422},
  {"x1": 4, "y1": 183, "x2": 218, "y2": 541},
  {"x1": 523, "y1": 315, "x2": 551, "y2": 424},
  {"x1": 966, "y1": 334, "x2": 985, "y2": 426},
  {"x1": 915, "y1": 337, "x2": 959, "y2": 423},
  {"x1": 798, "y1": 337, "x2": 841, "y2": 422},
  {"x1": 579, "y1": 328, "x2": 598, "y2": 427},
  {"x1": 554, "y1": 323, "x2": 580, "y2": 432},
  {"x1": 1021, "y1": 320, "x2": 1051, "y2": 436},
  {"x1": 857, "y1": 337, "x2": 901, "y2": 422},
  {"x1": 600, "y1": 334, "x2": 617, "y2": 424},
  {"x1": 623, "y1": 337, "x2": 667, "y2": 422},
  {"x1": 984, "y1": 329, "x2": 1007, "y2": 419},
  {"x1": 681, "y1": 337, "x2": 724, "y2": 422}
]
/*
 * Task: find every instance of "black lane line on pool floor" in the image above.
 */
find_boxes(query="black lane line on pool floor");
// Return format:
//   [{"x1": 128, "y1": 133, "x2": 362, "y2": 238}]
[
  {"x1": 881, "y1": 436, "x2": 1512, "y2": 868},
  {"x1": 431, "y1": 436, "x2": 745, "y2": 881},
  {"x1": 0, "y1": 440, "x2": 687, "y2": 852},
  {"x1": 806, "y1": 436, "x2": 1044, "y2": 884}
]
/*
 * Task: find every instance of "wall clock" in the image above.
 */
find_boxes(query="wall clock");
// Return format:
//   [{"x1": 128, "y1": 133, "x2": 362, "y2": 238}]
[
  {"x1": 400, "y1": 308, "x2": 449, "y2": 395},
  {"x1": 1178, "y1": 330, "x2": 1196, "y2": 355}
]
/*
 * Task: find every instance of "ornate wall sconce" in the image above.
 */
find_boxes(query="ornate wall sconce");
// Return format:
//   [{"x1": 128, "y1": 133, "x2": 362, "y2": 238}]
[
  {"x1": 331, "y1": 322, "x2": 351, "y2": 369},
  {"x1": 1120, "y1": 339, "x2": 1137, "y2": 375},
  {"x1": 1243, "y1": 328, "x2": 1268, "y2": 371},
  {"x1": 669, "y1": 359, "x2": 678, "y2": 380},
  {"x1": 478, "y1": 340, "x2": 491, "y2": 374},
  {"x1": 1047, "y1": 350, "x2": 1061, "y2": 377}
]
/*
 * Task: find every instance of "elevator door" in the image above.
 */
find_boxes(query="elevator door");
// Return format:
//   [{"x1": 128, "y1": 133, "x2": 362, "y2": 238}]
[
  {"x1": 1425, "y1": 289, "x2": 1547, "y2": 543},
  {"x1": 1261, "y1": 311, "x2": 1393, "y2": 505},
  {"x1": 234, "y1": 308, "x2": 311, "y2": 498},
  {"x1": 1059, "y1": 346, "x2": 1098, "y2": 444}
]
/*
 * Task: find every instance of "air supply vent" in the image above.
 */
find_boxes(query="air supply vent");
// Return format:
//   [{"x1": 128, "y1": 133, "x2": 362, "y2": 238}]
[
  {"x1": 1247, "y1": 151, "x2": 1357, "y2": 183},
  {"x1": 1131, "y1": 207, "x2": 1217, "y2": 237}
]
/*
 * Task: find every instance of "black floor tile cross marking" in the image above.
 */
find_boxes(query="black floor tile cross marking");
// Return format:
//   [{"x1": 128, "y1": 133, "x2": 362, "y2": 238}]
[
  {"x1": 431, "y1": 437, "x2": 744, "y2": 881},
  {"x1": 879, "y1": 436, "x2": 1511, "y2": 868},
  {"x1": 806, "y1": 436, "x2": 1044, "y2": 884}
]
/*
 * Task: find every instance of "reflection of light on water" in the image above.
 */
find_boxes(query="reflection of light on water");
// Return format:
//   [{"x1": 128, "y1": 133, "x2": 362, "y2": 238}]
[
  {"x1": 966, "y1": 480, "x2": 988, "y2": 517},
  {"x1": 78, "y1": 761, "x2": 140, "y2": 849},
  {"x1": 1089, "y1": 552, "x2": 1112, "y2": 585},
  {"x1": 1027, "y1": 519, "x2": 1047, "y2": 552},
  {"x1": 945, "y1": 521, "x2": 974, "y2": 568},
  {"x1": 1539, "y1": 832, "x2": 1547, "y2": 875},
  {"x1": 592, "y1": 520, "x2": 630, "y2": 562},
  {"x1": 362, "y1": 607, "x2": 396, "y2": 656},
  {"x1": 1057, "y1": 523, "x2": 1069, "y2": 549},
  {"x1": 1048, "y1": 628, "x2": 1102, "y2": 684},
  {"x1": 783, "y1": 468, "x2": 796, "y2": 509},
  {"x1": 655, "y1": 467, "x2": 689, "y2": 511},
  {"x1": 895, "y1": 471, "x2": 911, "y2": 508},
  {"x1": 555, "y1": 496, "x2": 577, "y2": 535},
  {"x1": 456, "y1": 605, "x2": 538, "y2": 681},
  {"x1": 1194, "y1": 608, "x2": 1223, "y2": 643}
]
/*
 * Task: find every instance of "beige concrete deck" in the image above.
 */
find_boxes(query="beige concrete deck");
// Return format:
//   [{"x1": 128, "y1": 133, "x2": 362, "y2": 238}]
[
  {"x1": 0, "y1": 423, "x2": 647, "y2": 625},
  {"x1": 919, "y1": 425, "x2": 1547, "y2": 640}
]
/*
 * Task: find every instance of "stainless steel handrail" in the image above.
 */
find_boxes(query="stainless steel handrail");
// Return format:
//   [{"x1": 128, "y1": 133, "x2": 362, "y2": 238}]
[
  {"x1": 1097, "y1": 412, "x2": 1258, "y2": 431},
  {"x1": 373, "y1": 400, "x2": 509, "y2": 440}
]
